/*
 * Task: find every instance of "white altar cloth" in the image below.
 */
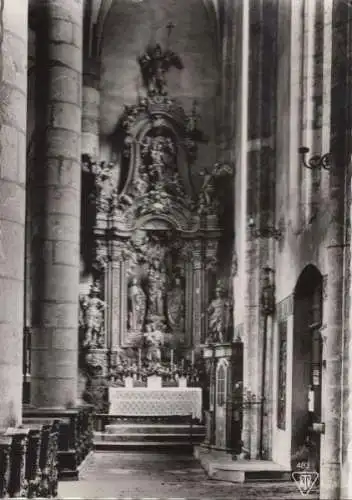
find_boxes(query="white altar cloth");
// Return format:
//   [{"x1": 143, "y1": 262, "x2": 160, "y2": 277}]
[{"x1": 109, "y1": 387, "x2": 203, "y2": 421}]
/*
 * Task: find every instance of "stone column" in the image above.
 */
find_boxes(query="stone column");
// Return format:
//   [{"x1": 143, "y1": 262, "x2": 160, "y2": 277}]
[
  {"x1": 0, "y1": 0, "x2": 28, "y2": 426},
  {"x1": 31, "y1": 0, "x2": 83, "y2": 408},
  {"x1": 319, "y1": 159, "x2": 345, "y2": 497},
  {"x1": 82, "y1": 58, "x2": 100, "y2": 159},
  {"x1": 319, "y1": 244, "x2": 343, "y2": 499}
]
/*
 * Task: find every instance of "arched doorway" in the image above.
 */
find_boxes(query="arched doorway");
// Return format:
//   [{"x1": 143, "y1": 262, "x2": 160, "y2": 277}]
[{"x1": 291, "y1": 265, "x2": 323, "y2": 471}]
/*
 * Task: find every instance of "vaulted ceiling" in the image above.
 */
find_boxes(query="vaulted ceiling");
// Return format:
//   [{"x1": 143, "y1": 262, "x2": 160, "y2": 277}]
[{"x1": 86, "y1": 0, "x2": 221, "y2": 57}]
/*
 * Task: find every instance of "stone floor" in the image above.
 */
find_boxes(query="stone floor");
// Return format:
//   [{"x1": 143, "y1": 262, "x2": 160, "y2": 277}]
[{"x1": 58, "y1": 451, "x2": 319, "y2": 499}]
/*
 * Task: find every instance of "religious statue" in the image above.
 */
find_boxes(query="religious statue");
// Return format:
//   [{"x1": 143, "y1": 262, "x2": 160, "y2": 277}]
[
  {"x1": 166, "y1": 275, "x2": 185, "y2": 332},
  {"x1": 131, "y1": 172, "x2": 149, "y2": 197},
  {"x1": 80, "y1": 284, "x2": 106, "y2": 348},
  {"x1": 110, "y1": 191, "x2": 134, "y2": 227},
  {"x1": 93, "y1": 161, "x2": 116, "y2": 214},
  {"x1": 145, "y1": 257, "x2": 167, "y2": 323},
  {"x1": 207, "y1": 282, "x2": 232, "y2": 343},
  {"x1": 127, "y1": 276, "x2": 146, "y2": 332},
  {"x1": 140, "y1": 134, "x2": 176, "y2": 185},
  {"x1": 138, "y1": 43, "x2": 183, "y2": 96},
  {"x1": 144, "y1": 322, "x2": 164, "y2": 363},
  {"x1": 198, "y1": 169, "x2": 219, "y2": 215}
]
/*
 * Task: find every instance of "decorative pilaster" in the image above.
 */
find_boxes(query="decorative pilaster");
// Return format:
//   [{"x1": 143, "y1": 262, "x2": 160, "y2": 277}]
[
  {"x1": 191, "y1": 241, "x2": 203, "y2": 348},
  {"x1": 111, "y1": 241, "x2": 129, "y2": 349},
  {"x1": 0, "y1": 0, "x2": 28, "y2": 426},
  {"x1": 204, "y1": 240, "x2": 219, "y2": 342},
  {"x1": 31, "y1": 0, "x2": 83, "y2": 408}
]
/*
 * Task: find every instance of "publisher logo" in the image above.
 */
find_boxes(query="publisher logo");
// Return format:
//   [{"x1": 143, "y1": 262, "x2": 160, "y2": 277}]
[{"x1": 292, "y1": 470, "x2": 319, "y2": 496}]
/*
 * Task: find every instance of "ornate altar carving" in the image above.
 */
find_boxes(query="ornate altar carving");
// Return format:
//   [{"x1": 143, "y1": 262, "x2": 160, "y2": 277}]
[{"x1": 80, "y1": 40, "x2": 235, "y2": 380}]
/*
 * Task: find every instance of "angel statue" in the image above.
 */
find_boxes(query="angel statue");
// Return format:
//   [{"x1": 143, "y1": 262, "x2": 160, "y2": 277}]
[{"x1": 138, "y1": 43, "x2": 183, "y2": 96}]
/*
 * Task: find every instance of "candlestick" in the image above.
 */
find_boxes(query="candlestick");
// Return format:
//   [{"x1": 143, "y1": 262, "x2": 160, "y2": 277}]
[
  {"x1": 170, "y1": 349, "x2": 174, "y2": 367},
  {"x1": 138, "y1": 348, "x2": 142, "y2": 368},
  {"x1": 191, "y1": 350, "x2": 195, "y2": 366}
]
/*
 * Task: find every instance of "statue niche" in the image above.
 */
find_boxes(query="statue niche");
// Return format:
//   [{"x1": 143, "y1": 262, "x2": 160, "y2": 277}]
[
  {"x1": 145, "y1": 256, "x2": 168, "y2": 326},
  {"x1": 127, "y1": 276, "x2": 146, "y2": 333}
]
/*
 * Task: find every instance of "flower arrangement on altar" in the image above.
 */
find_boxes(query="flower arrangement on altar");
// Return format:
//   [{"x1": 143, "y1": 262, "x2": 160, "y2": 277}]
[{"x1": 108, "y1": 343, "x2": 206, "y2": 388}]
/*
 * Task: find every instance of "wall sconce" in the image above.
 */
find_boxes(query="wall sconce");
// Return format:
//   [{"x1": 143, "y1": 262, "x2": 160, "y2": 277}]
[
  {"x1": 248, "y1": 217, "x2": 282, "y2": 241},
  {"x1": 298, "y1": 146, "x2": 331, "y2": 171}
]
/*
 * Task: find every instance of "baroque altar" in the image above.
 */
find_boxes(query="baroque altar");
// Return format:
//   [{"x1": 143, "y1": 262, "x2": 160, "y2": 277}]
[{"x1": 79, "y1": 40, "x2": 235, "y2": 409}]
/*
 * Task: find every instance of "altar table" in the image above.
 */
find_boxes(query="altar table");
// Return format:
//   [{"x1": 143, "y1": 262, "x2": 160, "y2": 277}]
[{"x1": 108, "y1": 387, "x2": 203, "y2": 421}]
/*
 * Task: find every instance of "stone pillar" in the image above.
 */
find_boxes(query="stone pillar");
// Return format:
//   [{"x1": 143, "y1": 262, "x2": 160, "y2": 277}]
[
  {"x1": 319, "y1": 244, "x2": 343, "y2": 499},
  {"x1": 0, "y1": 0, "x2": 28, "y2": 426},
  {"x1": 31, "y1": 0, "x2": 83, "y2": 408},
  {"x1": 82, "y1": 58, "x2": 100, "y2": 159},
  {"x1": 319, "y1": 153, "x2": 345, "y2": 497}
]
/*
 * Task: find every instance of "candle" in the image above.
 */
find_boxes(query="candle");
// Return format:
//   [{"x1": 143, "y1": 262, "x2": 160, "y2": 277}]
[
  {"x1": 191, "y1": 350, "x2": 195, "y2": 366},
  {"x1": 138, "y1": 348, "x2": 142, "y2": 368},
  {"x1": 181, "y1": 359, "x2": 184, "y2": 372},
  {"x1": 170, "y1": 349, "x2": 174, "y2": 367}
]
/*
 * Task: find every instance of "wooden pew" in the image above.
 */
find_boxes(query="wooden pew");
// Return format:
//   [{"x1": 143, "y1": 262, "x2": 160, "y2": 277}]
[
  {"x1": 0, "y1": 435, "x2": 11, "y2": 498},
  {"x1": 23, "y1": 405, "x2": 94, "y2": 480},
  {"x1": 5, "y1": 427, "x2": 30, "y2": 498},
  {"x1": 22, "y1": 418, "x2": 60, "y2": 498}
]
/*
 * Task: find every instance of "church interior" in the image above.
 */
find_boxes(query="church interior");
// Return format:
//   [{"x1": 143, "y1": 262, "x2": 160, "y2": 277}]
[{"x1": 0, "y1": 0, "x2": 352, "y2": 498}]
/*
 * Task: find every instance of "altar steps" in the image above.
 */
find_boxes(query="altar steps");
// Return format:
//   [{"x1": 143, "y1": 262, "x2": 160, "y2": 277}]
[
  {"x1": 94, "y1": 423, "x2": 205, "y2": 452},
  {"x1": 105, "y1": 423, "x2": 206, "y2": 435}
]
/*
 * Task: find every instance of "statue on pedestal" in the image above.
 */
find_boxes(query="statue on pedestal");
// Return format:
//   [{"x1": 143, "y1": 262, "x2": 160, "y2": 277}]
[
  {"x1": 127, "y1": 276, "x2": 146, "y2": 332},
  {"x1": 207, "y1": 282, "x2": 232, "y2": 344},
  {"x1": 80, "y1": 285, "x2": 106, "y2": 348},
  {"x1": 144, "y1": 322, "x2": 164, "y2": 363}
]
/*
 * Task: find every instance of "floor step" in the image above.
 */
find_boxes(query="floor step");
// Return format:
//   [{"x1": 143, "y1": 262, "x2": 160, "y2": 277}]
[
  {"x1": 94, "y1": 440, "x2": 194, "y2": 452},
  {"x1": 195, "y1": 447, "x2": 292, "y2": 484},
  {"x1": 105, "y1": 424, "x2": 205, "y2": 435},
  {"x1": 94, "y1": 432, "x2": 204, "y2": 443}
]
